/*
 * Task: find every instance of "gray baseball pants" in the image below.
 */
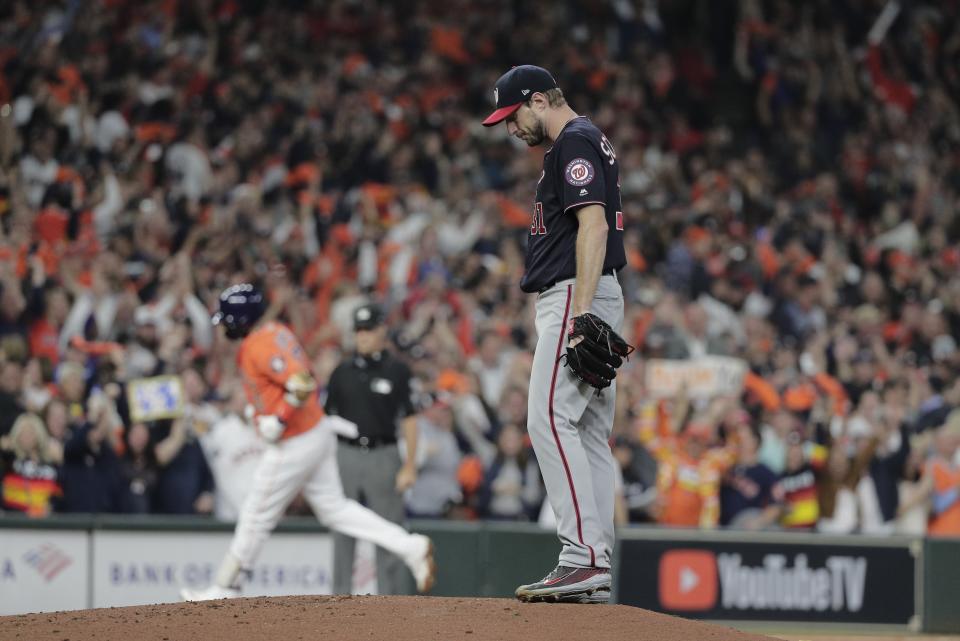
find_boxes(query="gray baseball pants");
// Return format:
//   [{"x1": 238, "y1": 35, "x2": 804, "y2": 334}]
[
  {"x1": 527, "y1": 273, "x2": 623, "y2": 569},
  {"x1": 332, "y1": 443, "x2": 412, "y2": 594}
]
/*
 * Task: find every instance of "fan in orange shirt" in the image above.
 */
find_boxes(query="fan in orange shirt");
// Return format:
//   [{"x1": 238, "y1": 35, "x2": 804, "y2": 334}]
[
  {"x1": 638, "y1": 409, "x2": 735, "y2": 529},
  {"x1": 182, "y1": 283, "x2": 435, "y2": 601},
  {"x1": 657, "y1": 425, "x2": 727, "y2": 528},
  {"x1": 927, "y1": 417, "x2": 960, "y2": 537}
]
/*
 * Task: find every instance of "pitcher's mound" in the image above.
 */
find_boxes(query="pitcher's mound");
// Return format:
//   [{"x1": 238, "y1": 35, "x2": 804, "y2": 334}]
[{"x1": 0, "y1": 595, "x2": 773, "y2": 641}]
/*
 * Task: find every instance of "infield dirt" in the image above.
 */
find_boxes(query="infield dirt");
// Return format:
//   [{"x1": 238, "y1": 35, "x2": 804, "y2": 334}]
[{"x1": 0, "y1": 594, "x2": 775, "y2": 641}]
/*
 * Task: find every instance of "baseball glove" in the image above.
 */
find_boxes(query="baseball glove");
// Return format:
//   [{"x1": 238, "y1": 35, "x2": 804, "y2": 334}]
[{"x1": 563, "y1": 313, "x2": 634, "y2": 389}]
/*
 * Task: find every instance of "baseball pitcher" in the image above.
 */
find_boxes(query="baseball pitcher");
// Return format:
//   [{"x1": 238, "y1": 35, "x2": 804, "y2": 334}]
[{"x1": 483, "y1": 65, "x2": 632, "y2": 604}]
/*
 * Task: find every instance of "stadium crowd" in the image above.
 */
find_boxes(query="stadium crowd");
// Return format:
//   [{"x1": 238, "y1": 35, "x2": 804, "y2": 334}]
[{"x1": 0, "y1": 0, "x2": 959, "y2": 538}]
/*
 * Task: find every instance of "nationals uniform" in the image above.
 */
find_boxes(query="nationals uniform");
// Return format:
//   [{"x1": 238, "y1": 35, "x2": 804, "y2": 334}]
[
  {"x1": 483, "y1": 66, "x2": 626, "y2": 599},
  {"x1": 523, "y1": 116, "x2": 626, "y2": 571},
  {"x1": 181, "y1": 285, "x2": 434, "y2": 600}
]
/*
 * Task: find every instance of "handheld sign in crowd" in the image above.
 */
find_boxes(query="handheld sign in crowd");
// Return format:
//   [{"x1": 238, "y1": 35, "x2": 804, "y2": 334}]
[
  {"x1": 645, "y1": 357, "x2": 747, "y2": 400},
  {"x1": 127, "y1": 376, "x2": 185, "y2": 423}
]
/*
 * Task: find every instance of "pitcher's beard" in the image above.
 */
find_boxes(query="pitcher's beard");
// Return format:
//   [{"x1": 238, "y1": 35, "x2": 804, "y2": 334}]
[{"x1": 525, "y1": 120, "x2": 547, "y2": 146}]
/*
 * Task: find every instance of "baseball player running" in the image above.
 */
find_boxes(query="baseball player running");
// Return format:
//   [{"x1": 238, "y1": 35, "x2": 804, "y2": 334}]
[
  {"x1": 181, "y1": 284, "x2": 434, "y2": 600},
  {"x1": 482, "y1": 66, "x2": 631, "y2": 604}
]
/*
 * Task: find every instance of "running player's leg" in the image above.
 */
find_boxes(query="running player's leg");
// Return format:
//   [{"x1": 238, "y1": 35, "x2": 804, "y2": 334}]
[
  {"x1": 303, "y1": 429, "x2": 434, "y2": 592},
  {"x1": 227, "y1": 439, "x2": 315, "y2": 567},
  {"x1": 183, "y1": 435, "x2": 317, "y2": 599},
  {"x1": 332, "y1": 445, "x2": 363, "y2": 594},
  {"x1": 526, "y1": 282, "x2": 606, "y2": 569}
]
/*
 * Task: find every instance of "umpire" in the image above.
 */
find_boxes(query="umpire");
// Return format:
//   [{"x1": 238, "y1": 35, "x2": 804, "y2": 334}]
[{"x1": 325, "y1": 303, "x2": 420, "y2": 595}]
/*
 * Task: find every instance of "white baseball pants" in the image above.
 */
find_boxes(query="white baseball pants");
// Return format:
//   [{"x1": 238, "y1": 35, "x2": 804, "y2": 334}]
[{"x1": 228, "y1": 421, "x2": 421, "y2": 573}]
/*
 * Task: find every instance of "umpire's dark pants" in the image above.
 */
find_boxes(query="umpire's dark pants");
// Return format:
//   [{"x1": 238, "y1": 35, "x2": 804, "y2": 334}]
[{"x1": 333, "y1": 442, "x2": 413, "y2": 594}]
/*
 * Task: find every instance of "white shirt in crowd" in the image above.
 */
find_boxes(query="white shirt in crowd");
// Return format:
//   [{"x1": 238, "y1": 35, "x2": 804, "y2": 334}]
[
  {"x1": 19, "y1": 153, "x2": 59, "y2": 208},
  {"x1": 468, "y1": 351, "x2": 514, "y2": 408},
  {"x1": 198, "y1": 413, "x2": 266, "y2": 522},
  {"x1": 165, "y1": 141, "x2": 212, "y2": 202}
]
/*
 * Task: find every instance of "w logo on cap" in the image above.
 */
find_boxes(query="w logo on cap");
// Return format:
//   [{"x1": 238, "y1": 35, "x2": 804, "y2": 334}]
[{"x1": 482, "y1": 65, "x2": 558, "y2": 127}]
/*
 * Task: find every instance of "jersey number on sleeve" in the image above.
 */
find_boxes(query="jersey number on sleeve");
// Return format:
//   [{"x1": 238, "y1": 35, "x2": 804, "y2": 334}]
[
  {"x1": 531, "y1": 202, "x2": 547, "y2": 235},
  {"x1": 600, "y1": 135, "x2": 616, "y2": 165}
]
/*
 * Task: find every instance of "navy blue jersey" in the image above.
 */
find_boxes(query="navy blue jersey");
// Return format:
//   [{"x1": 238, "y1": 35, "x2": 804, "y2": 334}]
[
  {"x1": 520, "y1": 117, "x2": 627, "y2": 293},
  {"x1": 719, "y1": 462, "x2": 779, "y2": 526}
]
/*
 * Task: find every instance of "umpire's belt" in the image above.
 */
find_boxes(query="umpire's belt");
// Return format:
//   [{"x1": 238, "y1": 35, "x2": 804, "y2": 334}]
[
  {"x1": 538, "y1": 267, "x2": 617, "y2": 295},
  {"x1": 337, "y1": 435, "x2": 397, "y2": 451}
]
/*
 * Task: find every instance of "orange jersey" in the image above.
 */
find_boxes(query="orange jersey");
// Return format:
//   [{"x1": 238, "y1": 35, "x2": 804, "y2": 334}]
[
  {"x1": 654, "y1": 447, "x2": 734, "y2": 528},
  {"x1": 237, "y1": 322, "x2": 324, "y2": 440},
  {"x1": 637, "y1": 412, "x2": 734, "y2": 528},
  {"x1": 928, "y1": 459, "x2": 960, "y2": 537}
]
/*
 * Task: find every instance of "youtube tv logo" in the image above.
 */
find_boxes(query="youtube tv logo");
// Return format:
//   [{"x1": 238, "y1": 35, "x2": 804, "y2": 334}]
[{"x1": 659, "y1": 549, "x2": 718, "y2": 611}]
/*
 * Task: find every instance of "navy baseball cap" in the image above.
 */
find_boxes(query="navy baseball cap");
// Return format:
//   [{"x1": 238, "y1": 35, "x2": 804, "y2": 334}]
[
  {"x1": 353, "y1": 303, "x2": 385, "y2": 331},
  {"x1": 481, "y1": 65, "x2": 559, "y2": 126}
]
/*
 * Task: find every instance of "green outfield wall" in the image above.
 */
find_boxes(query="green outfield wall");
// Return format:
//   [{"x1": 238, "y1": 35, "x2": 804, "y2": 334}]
[{"x1": 0, "y1": 515, "x2": 956, "y2": 633}]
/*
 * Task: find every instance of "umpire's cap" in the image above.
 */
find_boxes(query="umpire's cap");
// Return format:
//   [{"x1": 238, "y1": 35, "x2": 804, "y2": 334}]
[
  {"x1": 212, "y1": 283, "x2": 265, "y2": 339},
  {"x1": 481, "y1": 65, "x2": 558, "y2": 126},
  {"x1": 353, "y1": 303, "x2": 385, "y2": 331}
]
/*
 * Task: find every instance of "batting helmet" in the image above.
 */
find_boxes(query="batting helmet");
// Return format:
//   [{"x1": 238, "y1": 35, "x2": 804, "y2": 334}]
[{"x1": 212, "y1": 283, "x2": 265, "y2": 339}]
